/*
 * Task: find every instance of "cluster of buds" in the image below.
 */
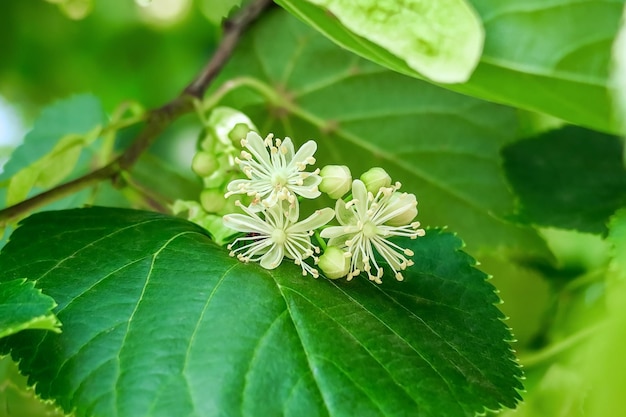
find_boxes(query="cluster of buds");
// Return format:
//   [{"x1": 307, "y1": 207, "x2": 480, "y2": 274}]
[{"x1": 172, "y1": 107, "x2": 257, "y2": 244}]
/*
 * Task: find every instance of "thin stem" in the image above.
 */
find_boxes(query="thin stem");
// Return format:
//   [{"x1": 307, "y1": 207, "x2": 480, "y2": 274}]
[
  {"x1": 0, "y1": 0, "x2": 273, "y2": 227},
  {"x1": 199, "y1": 76, "x2": 283, "y2": 114},
  {"x1": 314, "y1": 230, "x2": 327, "y2": 251},
  {"x1": 518, "y1": 325, "x2": 599, "y2": 368}
]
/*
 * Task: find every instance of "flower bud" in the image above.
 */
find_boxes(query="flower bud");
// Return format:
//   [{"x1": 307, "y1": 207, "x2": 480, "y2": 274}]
[
  {"x1": 319, "y1": 165, "x2": 352, "y2": 199},
  {"x1": 318, "y1": 246, "x2": 350, "y2": 279},
  {"x1": 200, "y1": 189, "x2": 227, "y2": 213},
  {"x1": 192, "y1": 151, "x2": 218, "y2": 178},
  {"x1": 207, "y1": 107, "x2": 257, "y2": 147},
  {"x1": 228, "y1": 123, "x2": 253, "y2": 145},
  {"x1": 360, "y1": 167, "x2": 392, "y2": 194},
  {"x1": 384, "y1": 192, "x2": 418, "y2": 226}
]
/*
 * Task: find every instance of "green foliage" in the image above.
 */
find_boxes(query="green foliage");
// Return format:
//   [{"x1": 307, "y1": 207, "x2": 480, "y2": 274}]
[
  {"x1": 0, "y1": 356, "x2": 65, "y2": 417},
  {"x1": 198, "y1": 0, "x2": 242, "y2": 24},
  {"x1": 2, "y1": 1, "x2": 625, "y2": 416},
  {"x1": 0, "y1": 207, "x2": 521, "y2": 417},
  {"x1": 0, "y1": 278, "x2": 60, "y2": 340},
  {"x1": 212, "y1": 8, "x2": 548, "y2": 255},
  {"x1": 502, "y1": 126, "x2": 626, "y2": 234},
  {"x1": 299, "y1": 0, "x2": 484, "y2": 83},
  {"x1": 276, "y1": 0, "x2": 625, "y2": 133}
]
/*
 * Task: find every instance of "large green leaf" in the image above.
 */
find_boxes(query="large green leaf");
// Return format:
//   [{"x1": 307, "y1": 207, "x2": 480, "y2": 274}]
[
  {"x1": 502, "y1": 126, "x2": 626, "y2": 234},
  {"x1": 0, "y1": 207, "x2": 522, "y2": 417},
  {"x1": 0, "y1": 278, "x2": 60, "y2": 340},
  {"x1": 212, "y1": 8, "x2": 548, "y2": 256},
  {"x1": 276, "y1": 0, "x2": 625, "y2": 133}
]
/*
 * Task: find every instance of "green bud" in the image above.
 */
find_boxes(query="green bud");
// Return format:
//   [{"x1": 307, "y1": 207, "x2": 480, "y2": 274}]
[
  {"x1": 318, "y1": 246, "x2": 350, "y2": 279},
  {"x1": 319, "y1": 165, "x2": 352, "y2": 199},
  {"x1": 360, "y1": 167, "x2": 392, "y2": 194},
  {"x1": 198, "y1": 128, "x2": 217, "y2": 152},
  {"x1": 192, "y1": 151, "x2": 218, "y2": 177},
  {"x1": 228, "y1": 122, "x2": 253, "y2": 145},
  {"x1": 200, "y1": 189, "x2": 227, "y2": 213},
  {"x1": 207, "y1": 107, "x2": 257, "y2": 147},
  {"x1": 385, "y1": 192, "x2": 418, "y2": 226},
  {"x1": 218, "y1": 194, "x2": 249, "y2": 215}
]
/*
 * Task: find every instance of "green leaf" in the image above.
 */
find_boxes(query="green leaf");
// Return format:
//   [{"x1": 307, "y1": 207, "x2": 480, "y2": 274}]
[
  {"x1": 0, "y1": 207, "x2": 522, "y2": 417},
  {"x1": 612, "y1": 7, "x2": 626, "y2": 132},
  {"x1": 0, "y1": 278, "x2": 60, "y2": 340},
  {"x1": 301, "y1": 0, "x2": 484, "y2": 83},
  {"x1": 276, "y1": 0, "x2": 626, "y2": 133},
  {"x1": 502, "y1": 126, "x2": 626, "y2": 234},
  {"x1": 0, "y1": 357, "x2": 65, "y2": 417},
  {"x1": 213, "y1": 9, "x2": 548, "y2": 256},
  {"x1": 580, "y1": 209, "x2": 626, "y2": 416},
  {"x1": 6, "y1": 128, "x2": 101, "y2": 206},
  {"x1": 199, "y1": 0, "x2": 242, "y2": 25},
  {"x1": 608, "y1": 208, "x2": 626, "y2": 277},
  {"x1": 0, "y1": 94, "x2": 105, "y2": 182}
]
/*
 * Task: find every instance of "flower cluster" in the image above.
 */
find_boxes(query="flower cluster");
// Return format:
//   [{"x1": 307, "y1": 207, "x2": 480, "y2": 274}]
[
  {"x1": 175, "y1": 107, "x2": 425, "y2": 283},
  {"x1": 218, "y1": 131, "x2": 426, "y2": 283}
]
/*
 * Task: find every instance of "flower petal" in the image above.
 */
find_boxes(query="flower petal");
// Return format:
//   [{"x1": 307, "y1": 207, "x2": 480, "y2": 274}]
[
  {"x1": 289, "y1": 207, "x2": 335, "y2": 234},
  {"x1": 320, "y1": 225, "x2": 341, "y2": 239},
  {"x1": 243, "y1": 131, "x2": 272, "y2": 168},
  {"x1": 260, "y1": 243, "x2": 284, "y2": 269},
  {"x1": 282, "y1": 137, "x2": 296, "y2": 161},
  {"x1": 334, "y1": 198, "x2": 356, "y2": 226},
  {"x1": 289, "y1": 140, "x2": 317, "y2": 167},
  {"x1": 290, "y1": 184, "x2": 321, "y2": 199},
  {"x1": 351, "y1": 179, "x2": 369, "y2": 217},
  {"x1": 222, "y1": 212, "x2": 271, "y2": 234}
]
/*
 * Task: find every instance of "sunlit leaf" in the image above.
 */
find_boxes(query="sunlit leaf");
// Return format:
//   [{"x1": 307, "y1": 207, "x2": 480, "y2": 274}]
[
  {"x1": 0, "y1": 278, "x2": 60, "y2": 340},
  {"x1": 502, "y1": 126, "x2": 626, "y2": 234},
  {"x1": 301, "y1": 0, "x2": 484, "y2": 83},
  {"x1": 580, "y1": 209, "x2": 626, "y2": 416},
  {"x1": 0, "y1": 207, "x2": 522, "y2": 417},
  {"x1": 277, "y1": 0, "x2": 626, "y2": 133}
]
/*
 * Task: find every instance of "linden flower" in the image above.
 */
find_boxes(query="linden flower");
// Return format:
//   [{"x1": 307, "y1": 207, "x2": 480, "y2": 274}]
[
  {"x1": 225, "y1": 132, "x2": 322, "y2": 216},
  {"x1": 223, "y1": 201, "x2": 334, "y2": 277},
  {"x1": 320, "y1": 179, "x2": 425, "y2": 284}
]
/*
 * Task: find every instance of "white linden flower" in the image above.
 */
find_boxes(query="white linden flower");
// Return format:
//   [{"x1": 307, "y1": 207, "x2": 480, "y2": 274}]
[
  {"x1": 225, "y1": 132, "x2": 322, "y2": 217},
  {"x1": 320, "y1": 179, "x2": 425, "y2": 284},
  {"x1": 223, "y1": 201, "x2": 334, "y2": 277}
]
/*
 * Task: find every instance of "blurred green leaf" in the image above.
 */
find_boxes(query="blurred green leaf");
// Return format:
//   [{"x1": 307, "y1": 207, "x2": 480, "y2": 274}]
[
  {"x1": 0, "y1": 356, "x2": 65, "y2": 417},
  {"x1": 213, "y1": 9, "x2": 548, "y2": 255},
  {"x1": 612, "y1": 7, "x2": 626, "y2": 132},
  {"x1": 6, "y1": 128, "x2": 101, "y2": 206},
  {"x1": 502, "y1": 126, "x2": 626, "y2": 234},
  {"x1": 0, "y1": 94, "x2": 105, "y2": 183},
  {"x1": 0, "y1": 207, "x2": 522, "y2": 416},
  {"x1": 579, "y1": 210, "x2": 626, "y2": 417},
  {"x1": 199, "y1": 0, "x2": 242, "y2": 24},
  {"x1": 276, "y1": 0, "x2": 625, "y2": 133},
  {"x1": 0, "y1": 278, "x2": 60, "y2": 340},
  {"x1": 609, "y1": 208, "x2": 626, "y2": 275}
]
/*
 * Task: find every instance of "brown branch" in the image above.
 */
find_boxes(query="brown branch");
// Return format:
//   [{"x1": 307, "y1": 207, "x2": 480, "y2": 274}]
[{"x1": 0, "y1": 0, "x2": 273, "y2": 226}]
